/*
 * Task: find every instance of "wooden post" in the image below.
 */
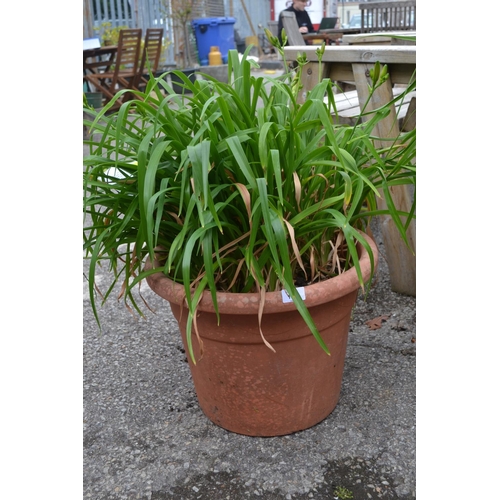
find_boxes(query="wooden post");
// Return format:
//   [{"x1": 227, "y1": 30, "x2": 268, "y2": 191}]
[
  {"x1": 240, "y1": 0, "x2": 264, "y2": 57},
  {"x1": 352, "y1": 63, "x2": 416, "y2": 296},
  {"x1": 297, "y1": 61, "x2": 330, "y2": 104}
]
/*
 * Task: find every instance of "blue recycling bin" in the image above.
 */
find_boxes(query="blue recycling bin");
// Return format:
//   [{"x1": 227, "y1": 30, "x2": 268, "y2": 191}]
[{"x1": 191, "y1": 17, "x2": 236, "y2": 66}]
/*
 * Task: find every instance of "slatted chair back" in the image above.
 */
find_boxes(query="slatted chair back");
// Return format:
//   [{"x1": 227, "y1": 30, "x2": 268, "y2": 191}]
[
  {"x1": 85, "y1": 28, "x2": 142, "y2": 106},
  {"x1": 111, "y1": 28, "x2": 142, "y2": 85},
  {"x1": 133, "y1": 28, "x2": 164, "y2": 90}
]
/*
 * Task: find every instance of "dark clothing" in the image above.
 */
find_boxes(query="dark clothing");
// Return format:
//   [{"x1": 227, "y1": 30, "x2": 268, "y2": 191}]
[{"x1": 277, "y1": 6, "x2": 315, "y2": 45}]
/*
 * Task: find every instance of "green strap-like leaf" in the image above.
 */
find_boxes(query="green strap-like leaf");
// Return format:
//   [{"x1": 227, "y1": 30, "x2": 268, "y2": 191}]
[{"x1": 226, "y1": 136, "x2": 258, "y2": 190}]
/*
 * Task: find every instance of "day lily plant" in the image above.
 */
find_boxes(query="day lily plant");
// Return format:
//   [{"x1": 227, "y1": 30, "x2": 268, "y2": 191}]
[{"x1": 83, "y1": 37, "x2": 416, "y2": 363}]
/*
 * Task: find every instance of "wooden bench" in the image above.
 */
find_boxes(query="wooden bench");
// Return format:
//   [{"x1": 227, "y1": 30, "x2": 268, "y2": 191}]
[
  {"x1": 278, "y1": 10, "x2": 356, "y2": 46},
  {"x1": 284, "y1": 44, "x2": 416, "y2": 296},
  {"x1": 279, "y1": 11, "x2": 308, "y2": 46},
  {"x1": 331, "y1": 86, "x2": 416, "y2": 132}
]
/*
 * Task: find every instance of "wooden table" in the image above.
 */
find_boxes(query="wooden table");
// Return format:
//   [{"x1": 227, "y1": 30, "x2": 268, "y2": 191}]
[
  {"x1": 284, "y1": 44, "x2": 416, "y2": 296},
  {"x1": 83, "y1": 46, "x2": 118, "y2": 76},
  {"x1": 302, "y1": 28, "x2": 363, "y2": 45},
  {"x1": 284, "y1": 45, "x2": 415, "y2": 99},
  {"x1": 300, "y1": 28, "x2": 414, "y2": 47},
  {"x1": 342, "y1": 31, "x2": 416, "y2": 45}
]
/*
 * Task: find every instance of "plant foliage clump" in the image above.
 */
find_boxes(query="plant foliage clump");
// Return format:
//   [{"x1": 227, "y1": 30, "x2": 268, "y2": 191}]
[{"x1": 83, "y1": 41, "x2": 415, "y2": 360}]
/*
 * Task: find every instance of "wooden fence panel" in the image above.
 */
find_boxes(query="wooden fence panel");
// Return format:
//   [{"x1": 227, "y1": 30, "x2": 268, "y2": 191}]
[{"x1": 360, "y1": 0, "x2": 416, "y2": 33}]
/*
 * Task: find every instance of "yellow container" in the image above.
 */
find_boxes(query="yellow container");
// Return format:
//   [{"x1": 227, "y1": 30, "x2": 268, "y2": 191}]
[
  {"x1": 208, "y1": 46, "x2": 222, "y2": 66},
  {"x1": 245, "y1": 35, "x2": 258, "y2": 48}
]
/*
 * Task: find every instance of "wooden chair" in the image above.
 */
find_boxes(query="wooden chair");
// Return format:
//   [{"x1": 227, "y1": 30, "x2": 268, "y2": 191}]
[
  {"x1": 85, "y1": 28, "x2": 142, "y2": 107},
  {"x1": 132, "y1": 28, "x2": 164, "y2": 92}
]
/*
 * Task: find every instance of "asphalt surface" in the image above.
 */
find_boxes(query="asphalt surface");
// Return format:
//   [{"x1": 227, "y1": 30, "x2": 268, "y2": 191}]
[{"x1": 83, "y1": 67, "x2": 416, "y2": 499}]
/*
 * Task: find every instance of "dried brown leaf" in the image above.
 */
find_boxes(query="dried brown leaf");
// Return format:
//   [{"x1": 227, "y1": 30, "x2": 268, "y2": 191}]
[{"x1": 365, "y1": 315, "x2": 390, "y2": 330}]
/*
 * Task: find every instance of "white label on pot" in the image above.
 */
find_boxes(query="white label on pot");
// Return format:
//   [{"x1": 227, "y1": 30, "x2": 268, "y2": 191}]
[{"x1": 281, "y1": 287, "x2": 306, "y2": 303}]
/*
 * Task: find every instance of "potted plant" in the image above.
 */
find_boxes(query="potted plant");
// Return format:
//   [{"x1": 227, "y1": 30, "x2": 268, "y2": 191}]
[
  {"x1": 83, "y1": 36, "x2": 416, "y2": 437},
  {"x1": 94, "y1": 21, "x2": 129, "y2": 46}
]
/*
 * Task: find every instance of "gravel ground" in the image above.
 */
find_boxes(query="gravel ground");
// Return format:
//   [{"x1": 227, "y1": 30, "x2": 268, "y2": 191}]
[{"x1": 83, "y1": 217, "x2": 416, "y2": 500}]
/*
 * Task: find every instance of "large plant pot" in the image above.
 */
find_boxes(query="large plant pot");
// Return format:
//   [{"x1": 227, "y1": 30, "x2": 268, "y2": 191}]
[
  {"x1": 146, "y1": 234, "x2": 378, "y2": 436},
  {"x1": 168, "y1": 68, "x2": 197, "y2": 94},
  {"x1": 84, "y1": 92, "x2": 103, "y2": 109}
]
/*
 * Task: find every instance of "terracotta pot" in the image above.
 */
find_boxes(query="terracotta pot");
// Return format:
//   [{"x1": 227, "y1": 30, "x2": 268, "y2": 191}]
[{"x1": 146, "y1": 233, "x2": 378, "y2": 436}]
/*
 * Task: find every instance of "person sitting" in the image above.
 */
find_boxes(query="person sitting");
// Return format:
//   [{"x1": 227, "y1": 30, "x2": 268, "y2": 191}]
[{"x1": 277, "y1": 0, "x2": 315, "y2": 46}]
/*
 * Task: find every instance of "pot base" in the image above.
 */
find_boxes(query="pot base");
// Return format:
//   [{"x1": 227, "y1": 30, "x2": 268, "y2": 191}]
[
  {"x1": 169, "y1": 291, "x2": 357, "y2": 436},
  {"x1": 146, "y1": 232, "x2": 378, "y2": 436}
]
